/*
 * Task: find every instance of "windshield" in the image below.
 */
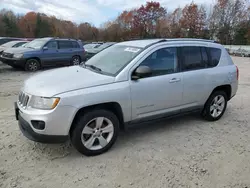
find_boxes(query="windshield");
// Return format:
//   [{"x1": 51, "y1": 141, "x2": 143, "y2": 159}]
[
  {"x1": 97, "y1": 43, "x2": 114, "y2": 50},
  {"x1": 85, "y1": 45, "x2": 142, "y2": 75},
  {"x1": 21, "y1": 42, "x2": 29, "y2": 47},
  {"x1": 25, "y1": 39, "x2": 47, "y2": 49},
  {"x1": 84, "y1": 43, "x2": 101, "y2": 49}
]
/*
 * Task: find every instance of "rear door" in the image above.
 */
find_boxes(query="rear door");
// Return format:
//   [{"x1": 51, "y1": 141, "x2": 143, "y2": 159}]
[
  {"x1": 71, "y1": 41, "x2": 83, "y2": 60},
  {"x1": 41, "y1": 41, "x2": 59, "y2": 66},
  {"x1": 57, "y1": 41, "x2": 73, "y2": 64},
  {"x1": 180, "y1": 46, "x2": 211, "y2": 110}
]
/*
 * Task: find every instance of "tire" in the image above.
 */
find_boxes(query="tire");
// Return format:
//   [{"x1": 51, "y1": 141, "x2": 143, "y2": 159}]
[
  {"x1": 70, "y1": 109, "x2": 119, "y2": 156},
  {"x1": 25, "y1": 59, "x2": 40, "y2": 71},
  {"x1": 71, "y1": 56, "x2": 81, "y2": 66},
  {"x1": 202, "y1": 91, "x2": 228, "y2": 121}
]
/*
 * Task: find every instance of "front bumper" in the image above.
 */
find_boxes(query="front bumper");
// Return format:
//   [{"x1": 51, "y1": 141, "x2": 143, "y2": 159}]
[
  {"x1": 15, "y1": 102, "x2": 77, "y2": 143},
  {"x1": 18, "y1": 113, "x2": 68, "y2": 143},
  {"x1": 1, "y1": 56, "x2": 26, "y2": 67}
]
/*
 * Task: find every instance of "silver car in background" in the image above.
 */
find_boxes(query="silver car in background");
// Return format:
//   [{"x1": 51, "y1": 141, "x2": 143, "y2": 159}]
[{"x1": 15, "y1": 38, "x2": 238, "y2": 156}]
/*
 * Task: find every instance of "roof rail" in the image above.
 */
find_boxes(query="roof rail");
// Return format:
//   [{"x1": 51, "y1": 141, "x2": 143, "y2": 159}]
[
  {"x1": 144, "y1": 38, "x2": 218, "y2": 49},
  {"x1": 165, "y1": 38, "x2": 216, "y2": 43},
  {"x1": 144, "y1": 39, "x2": 167, "y2": 49}
]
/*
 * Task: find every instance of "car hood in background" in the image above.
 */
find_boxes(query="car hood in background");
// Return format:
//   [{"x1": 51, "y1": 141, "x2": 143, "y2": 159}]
[
  {"x1": 23, "y1": 66, "x2": 115, "y2": 97},
  {"x1": 4, "y1": 47, "x2": 40, "y2": 54},
  {"x1": 0, "y1": 46, "x2": 7, "y2": 52}
]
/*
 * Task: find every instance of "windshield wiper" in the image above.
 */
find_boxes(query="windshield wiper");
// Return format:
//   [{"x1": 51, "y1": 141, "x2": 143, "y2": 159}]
[{"x1": 85, "y1": 64, "x2": 102, "y2": 72}]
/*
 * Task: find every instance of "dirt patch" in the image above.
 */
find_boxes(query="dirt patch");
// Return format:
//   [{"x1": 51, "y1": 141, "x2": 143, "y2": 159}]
[{"x1": 0, "y1": 57, "x2": 250, "y2": 188}]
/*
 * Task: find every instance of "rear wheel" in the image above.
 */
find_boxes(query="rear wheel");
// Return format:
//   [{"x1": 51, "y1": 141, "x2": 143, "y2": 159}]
[
  {"x1": 25, "y1": 59, "x2": 40, "y2": 71},
  {"x1": 71, "y1": 56, "x2": 81, "y2": 66},
  {"x1": 202, "y1": 91, "x2": 227, "y2": 121},
  {"x1": 70, "y1": 109, "x2": 119, "y2": 156}
]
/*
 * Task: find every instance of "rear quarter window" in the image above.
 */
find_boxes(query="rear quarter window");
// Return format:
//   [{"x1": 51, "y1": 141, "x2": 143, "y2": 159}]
[
  {"x1": 72, "y1": 41, "x2": 80, "y2": 48},
  {"x1": 58, "y1": 41, "x2": 73, "y2": 49},
  {"x1": 208, "y1": 48, "x2": 221, "y2": 67}
]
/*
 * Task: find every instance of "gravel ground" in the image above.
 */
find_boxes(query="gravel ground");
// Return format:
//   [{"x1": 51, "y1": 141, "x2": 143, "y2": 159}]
[{"x1": 0, "y1": 57, "x2": 250, "y2": 188}]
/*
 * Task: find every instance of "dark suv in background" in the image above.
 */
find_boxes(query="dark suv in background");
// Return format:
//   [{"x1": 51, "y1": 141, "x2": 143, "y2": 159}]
[
  {"x1": 0, "y1": 37, "x2": 21, "y2": 45},
  {"x1": 0, "y1": 37, "x2": 84, "y2": 71}
]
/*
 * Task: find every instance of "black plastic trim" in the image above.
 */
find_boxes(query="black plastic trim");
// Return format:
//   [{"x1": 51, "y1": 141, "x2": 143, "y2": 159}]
[{"x1": 18, "y1": 114, "x2": 68, "y2": 143}]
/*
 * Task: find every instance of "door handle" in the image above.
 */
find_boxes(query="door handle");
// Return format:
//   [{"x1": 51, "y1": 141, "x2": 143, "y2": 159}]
[{"x1": 169, "y1": 78, "x2": 181, "y2": 83}]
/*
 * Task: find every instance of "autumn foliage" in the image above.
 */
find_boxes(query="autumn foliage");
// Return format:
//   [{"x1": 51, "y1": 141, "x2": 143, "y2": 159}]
[{"x1": 0, "y1": 0, "x2": 249, "y2": 44}]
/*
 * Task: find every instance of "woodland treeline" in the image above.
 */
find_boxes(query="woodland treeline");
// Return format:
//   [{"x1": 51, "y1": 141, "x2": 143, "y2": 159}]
[{"x1": 0, "y1": 0, "x2": 250, "y2": 44}]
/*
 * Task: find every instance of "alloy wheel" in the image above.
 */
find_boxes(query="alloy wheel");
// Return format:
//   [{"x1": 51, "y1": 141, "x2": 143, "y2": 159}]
[
  {"x1": 73, "y1": 57, "x2": 80, "y2": 65},
  {"x1": 81, "y1": 117, "x2": 114, "y2": 151},
  {"x1": 210, "y1": 95, "x2": 225, "y2": 118},
  {"x1": 28, "y1": 61, "x2": 38, "y2": 71}
]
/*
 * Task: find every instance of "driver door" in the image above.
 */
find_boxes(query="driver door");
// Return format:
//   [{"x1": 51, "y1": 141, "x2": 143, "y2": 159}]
[{"x1": 129, "y1": 46, "x2": 183, "y2": 121}]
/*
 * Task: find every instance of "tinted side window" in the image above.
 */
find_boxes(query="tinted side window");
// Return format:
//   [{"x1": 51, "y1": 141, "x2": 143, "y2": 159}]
[
  {"x1": 140, "y1": 47, "x2": 178, "y2": 77},
  {"x1": 181, "y1": 47, "x2": 205, "y2": 71},
  {"x1": 201, "y1": 47, "x2": 209, "y2": 66},
  {"x1": 58, "y1": 41, "x2": 73, "y2": 49},
  {"x1": 72, "y1": 41, "x2": 80, "y2": 48},
  {"x1": 45, "y1": 41, "x2": 58, "y2": 49},
  {"x1": 208, "y1": 48, "x2": 221, "y2": 67}
]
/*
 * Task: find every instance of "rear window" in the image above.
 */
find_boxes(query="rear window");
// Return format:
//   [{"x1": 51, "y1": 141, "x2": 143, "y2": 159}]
[
  {"x1": 72, "y1": 41, "x2": 80, "y2": 48},
  {"x1": 58, "y1": 41, "x2": 73, "y2": 49},
  {"x1": 201, "y1": 47, "x2": 209, "y2": 66},
  {"x1": 208, "y1": 48, "x2": 221, "y2": 67}
]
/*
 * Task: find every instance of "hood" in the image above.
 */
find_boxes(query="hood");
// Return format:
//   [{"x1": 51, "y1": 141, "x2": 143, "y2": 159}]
[
  {"x1": 23, "y1": 66, "x2": 115, "y2": 97},
  {"x1": 4, "y1": 47, "x2": 40, "y2": 54},
  {"x1": 0, "y1": 46, "x2": 6, "y2": 52}
]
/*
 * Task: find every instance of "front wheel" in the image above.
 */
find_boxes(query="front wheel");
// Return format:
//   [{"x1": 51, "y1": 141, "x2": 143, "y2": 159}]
[
  {"x1": 25, "y1": 59, "x2": 40, "y2": 71},
  {"x1": 70, "y1": 109, "x2": 119, "y2": 156},
  {"x1": 202, "y1": 91, "x2": 227, "y2": 121}
]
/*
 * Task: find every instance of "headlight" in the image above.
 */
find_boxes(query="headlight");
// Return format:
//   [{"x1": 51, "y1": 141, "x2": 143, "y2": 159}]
[
  {"x1": 29, "y1": 96, "x2": 60, "y2": 110},
  {"x1": 13, "y1": 54, "x2": 23, "y2": 58}
]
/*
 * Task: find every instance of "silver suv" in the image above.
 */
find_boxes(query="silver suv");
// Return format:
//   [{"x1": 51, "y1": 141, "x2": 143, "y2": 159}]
[{"x1": 15, "y1": 39, "x2": 239, "y2": 156}]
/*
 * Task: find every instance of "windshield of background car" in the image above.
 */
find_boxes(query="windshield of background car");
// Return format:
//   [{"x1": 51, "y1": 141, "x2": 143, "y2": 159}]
[
  {"x1": 84, "y1": 44, "x2": 101, "y2": 49},
  {"x1": 85, "y1": 45, "x2": 142, "y2": 75},
  {"x1": 97, "y1": 43, "x2": 114, "y2": 50},
  {"x1": 25, "y1": 39, "x2": 48, "y2": 49}
]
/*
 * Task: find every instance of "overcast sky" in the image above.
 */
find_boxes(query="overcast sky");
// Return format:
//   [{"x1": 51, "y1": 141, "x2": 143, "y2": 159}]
[{"x1": 1, "y1": 0, "x2": 213, "y2": 26}]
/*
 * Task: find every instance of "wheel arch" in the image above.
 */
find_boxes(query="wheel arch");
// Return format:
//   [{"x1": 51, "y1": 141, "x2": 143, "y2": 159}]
[
  {"x1": 26, "y1": 57, "x2": 42, "y2": 66},
  {"x1": 70, "y1": 102, "x2": 125, "y2": 135},
  {"x1": 211, "y1": 85, "x2": 232, "y2": 101},
  {"x1": 204, "y1": 84, "x2": 232, "y2": 109}
]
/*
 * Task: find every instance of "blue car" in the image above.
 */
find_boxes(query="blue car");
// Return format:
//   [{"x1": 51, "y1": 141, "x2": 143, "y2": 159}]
[{"x1": 0, "y1": 37, "x2": 85, "y2": 71}]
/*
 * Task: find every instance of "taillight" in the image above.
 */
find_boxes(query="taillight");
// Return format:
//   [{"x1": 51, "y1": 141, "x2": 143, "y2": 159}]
[{"x1": 236, "y1": 65, "x2": 239, "y2": 80}]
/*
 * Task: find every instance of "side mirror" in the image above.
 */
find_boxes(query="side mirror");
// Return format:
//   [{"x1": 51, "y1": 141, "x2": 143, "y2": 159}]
[
  {"x1": 132, "y1": 65, "x2": 152, "y2": 80},
  {"x1": 43, "y1": 46, "x2": 48, "y2": 51}
]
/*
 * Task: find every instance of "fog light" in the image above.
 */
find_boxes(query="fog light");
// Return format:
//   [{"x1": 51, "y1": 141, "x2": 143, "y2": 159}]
[{"x1": 31, "y1": 120, "x2": 45, "y2": 130}]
